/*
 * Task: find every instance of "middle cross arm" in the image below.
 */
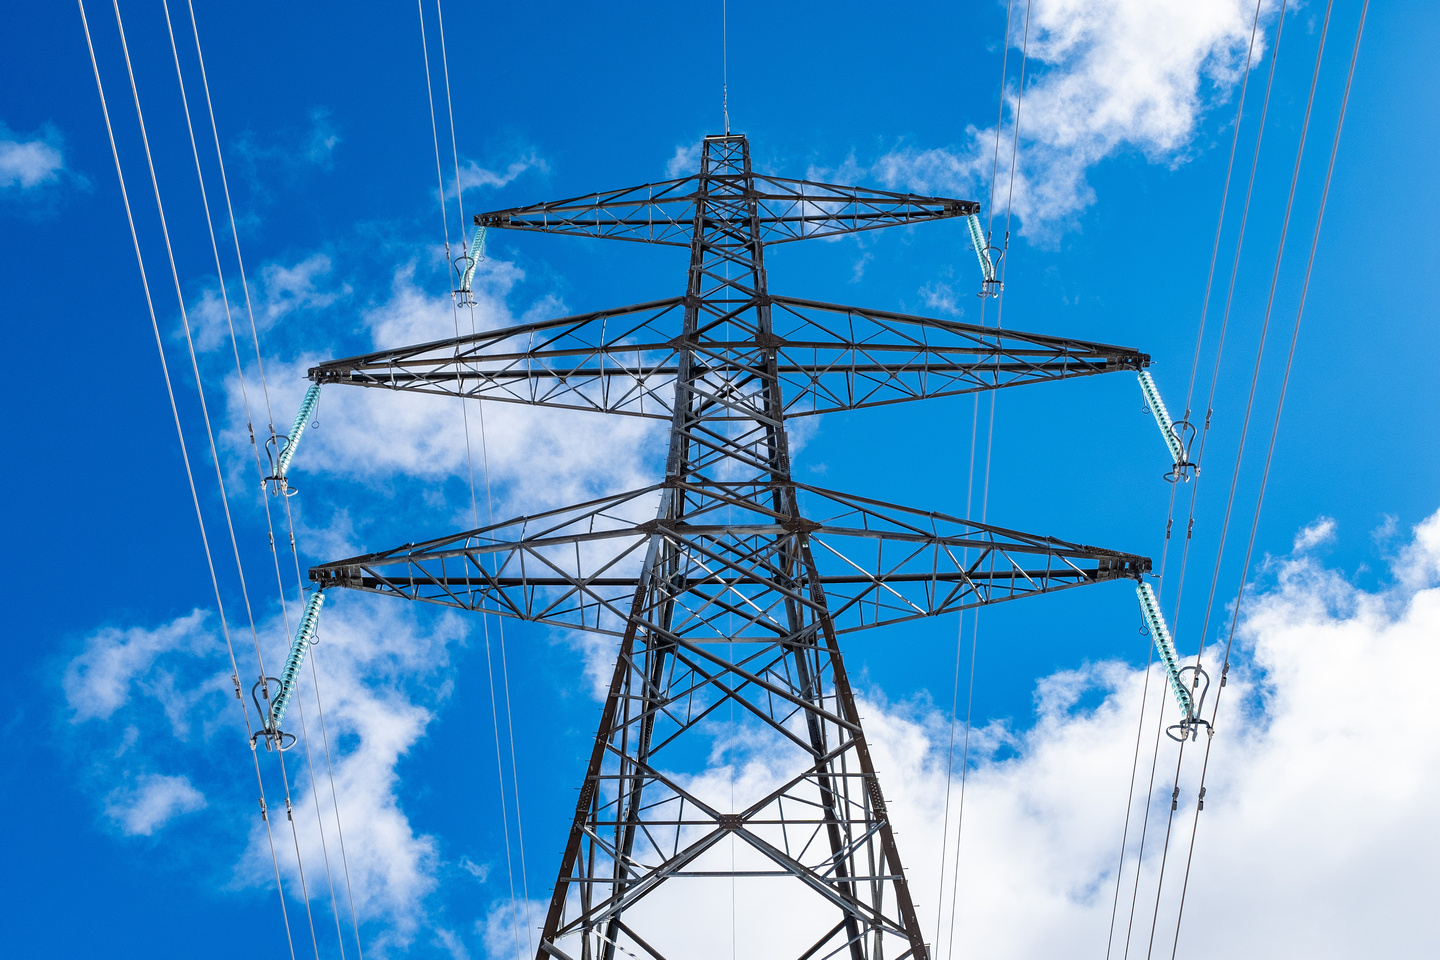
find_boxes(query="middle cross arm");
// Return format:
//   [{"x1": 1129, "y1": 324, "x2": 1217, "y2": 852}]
[
  {"x1": 308, "y1": 482, "x2": 1149, "y2": 640},
  {"x1": 308, "y1": 295, "x2": 1149, "y2": 418}
]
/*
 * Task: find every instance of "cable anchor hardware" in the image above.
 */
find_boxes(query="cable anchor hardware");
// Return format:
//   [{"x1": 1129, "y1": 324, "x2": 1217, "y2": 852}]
[
  {"x1": 249, "y1": 589, "x2": 326, "y2": 751},
  {"x1": 1137, "y1": 371, "x2": 1197, "y2": 482},
  {"x1": 263, "y1": 383, "x2": 321, "y2": 496},
  {"x1": 966, "y1": 213, "x2": 1002, "y2": 298},
  {"x1": 250, "y1": 677, "x2": 296, "y2": 752},
  {"x1": 1166, "y1": 664, "x2": 1213, "y2": 743},
  {"x1": 453, "y1": 226, "x2": 487, "y2": 308}
]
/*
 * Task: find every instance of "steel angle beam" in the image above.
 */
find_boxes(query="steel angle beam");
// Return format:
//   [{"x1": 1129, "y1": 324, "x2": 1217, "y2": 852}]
[
  {"x1": 309, "y1": 482, "x2": 1147, "y2": 637},
  {"x1": 307, "y1": 295, "x2": 1147, "y2": 418}
]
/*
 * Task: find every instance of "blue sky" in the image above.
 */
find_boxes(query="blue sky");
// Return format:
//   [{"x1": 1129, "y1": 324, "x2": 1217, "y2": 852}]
[{"x1": 3, "y1": 1, "x2": 1438, "y2": 958}]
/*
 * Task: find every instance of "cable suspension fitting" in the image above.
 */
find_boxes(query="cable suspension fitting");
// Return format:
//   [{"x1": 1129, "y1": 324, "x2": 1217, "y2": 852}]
[
  {"x1": 1137, "y1": 370, "x2": 1196, "y2": 483},
  {"x1": 454, "y1": 225, "x2": 487, "y2": 307},
  {"x1": 253, "y1": 588, "x2": 327, "y2": 752},
  {"x1": 265, "y1": 383, "x2": 321, "y2": 496},
  {"x1": 965, "y1": 213, "x2": 1001, "y2": 298},
  {"x1": 1135, "y1": 580, "x2": 1210, "y2": 742}
]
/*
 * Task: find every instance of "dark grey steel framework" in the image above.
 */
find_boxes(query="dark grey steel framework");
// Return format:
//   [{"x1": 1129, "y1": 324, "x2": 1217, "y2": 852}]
[{"x1": 309, "y1": 135, "x2": 1151, "y2": 960}]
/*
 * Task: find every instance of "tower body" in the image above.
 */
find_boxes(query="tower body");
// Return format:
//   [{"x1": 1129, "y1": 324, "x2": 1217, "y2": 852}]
[
  {"x1": 540, "y1": 134, "x2": 927, "y2": 960},
  {"x1": 308, "y1": 132, "x2": 1153, "y2": 960}
]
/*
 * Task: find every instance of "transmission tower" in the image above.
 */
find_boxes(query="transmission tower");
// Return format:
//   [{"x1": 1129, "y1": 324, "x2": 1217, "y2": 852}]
[{"x1": 308, "y1": 134, "x2": 1151, "y2": 960}]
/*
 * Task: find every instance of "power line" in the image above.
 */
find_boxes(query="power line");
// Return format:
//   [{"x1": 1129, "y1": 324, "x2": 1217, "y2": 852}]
[
  {"x1": 155, "y1": 3, "x2": 353, "y2": 954},
  {"x1": 940, "y1": 4, "x2": 1031, "y2": 955},
  {"x1": 1146, "y1": 3, "x2": 1336, "y2": 956},
  {"x1": 1106, "y1": 4, "x2": 1267, "y2": 954},
  {"x1": 179, "y1": 0, "x2": 366, "y2": 950},
  {"x1": 932, "y1": 1, "x2": 1014, "y2": 950},
  {"x1": 77, "y1": 2, "x2": 298, "y2": 955},
  {"x1": 1167, "y1": 5, "x2": 1367, "y2": 957},
  {"x1": 418, "y1": 6, "x2": 534, "y2": 954}
]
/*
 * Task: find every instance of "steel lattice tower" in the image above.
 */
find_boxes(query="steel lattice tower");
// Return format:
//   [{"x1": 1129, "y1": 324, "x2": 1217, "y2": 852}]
[{"x1": 309, "y1": 134, "x2": 1151, "y2": 960}]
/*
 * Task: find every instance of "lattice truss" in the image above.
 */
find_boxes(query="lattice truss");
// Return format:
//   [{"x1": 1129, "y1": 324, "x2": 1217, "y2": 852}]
[{"x1": 309, "y1": 135, "x2": 1152, "y2": 960}]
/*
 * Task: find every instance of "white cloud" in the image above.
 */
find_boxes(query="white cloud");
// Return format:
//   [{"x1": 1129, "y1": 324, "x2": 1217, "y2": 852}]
[
  {"x1": 233, "y1": 598, "x2": 467, "y2": 941},
  {"x1": 919, "y1": 280, "x2": 964, "y2": 316},
  {"x1": 481, "y1": 508, "x2": 1440, "y2": 960},
  {"x1": 233, "y1": 108, "x2": 342, "y2": 193},
  {"x1": 257, "y1": 257, "x2": 664, "y2": 518},
  {"x1": 456, "y1": 152, "x2": 546, "y2": 193},
  {"x1": 0, "y1": 125, "x2": 63, "y2": 189},
  {"x1": 64, "y1": 610, "x2": 215, "y2": 723},
  {"x1": 191, "y1": 253, "x2": 347, "y2": 352},
  {"x1": 66, "y1": 595, "x2": 469, "y2": 942},
  {"x1": 105, "y1": 773, "x2": 208, "y2": 836},
  {"x1": 1293, "y1": 515, "x2": 1336, "y2": 551},
  {"x1": 665, "y1": 142, "x2": 700, "y2": 179},
  {"x1": 875, "y1": 0, "x2": 1269, "y2": 237}
]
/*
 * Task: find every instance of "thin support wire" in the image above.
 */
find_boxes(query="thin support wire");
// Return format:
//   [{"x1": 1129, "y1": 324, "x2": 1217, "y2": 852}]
[
  {"x1": 77, "y1": 3, "x2": 296, "y2": 956},
  {"x1": 722, "y1": 0, "x2": 730, "y2": 134},
  {"x1": 1146, "y1": 4, "x2": 1333, "y2": 956},
  {"x1": 1106, "y1": 3, "x2": 1267, "y2": 953},
  {"x1": 421, "y1": 6, "x2": 535, "y2": 951},
  {"x1": 939, "y1": 5, "x2": 1029, "y2": 955},
  {"x1": 1166, "y1": 5, "x2": 1365, "y2": 958},
  {"x1": 417, "y1": 0, "x2": 456, "y2": 278},
  {"x1": 180, "y1": 1, "x2": 365, "y2": 951},
  {"x1": 157, "y1": 3, "x2": 350, "y2": 954}
]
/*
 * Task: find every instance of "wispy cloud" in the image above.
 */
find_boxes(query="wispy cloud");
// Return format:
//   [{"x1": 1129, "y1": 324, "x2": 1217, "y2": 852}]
[
  {"x1": 232, "y1": 108, "x2": 342, "y2": 202},
  {"x1": 480, "y1": 896, "x2": 547, "y2": 960},
  {"x1": 875, "y1": 0, "x2": 1269, "y2": 238},
  {"x1": 64, "y1": 609, "x2": 216, "y2": 724},
  {"x1": 189, "y1": 253, "x2": 348, "y2": 353},
  {"x1": 665, "y1": 142, "x2": 700, "y2": 179},
  {"x1": 919, "y1": 279, "x2": 964, "y2": 316},
  {"x1": 0, "y1": 123, "x2": 64, "y2": 190},
  {"x1": 1293, "y1": 515, "x2": 1336, "y2": 551},
  {"x1": 105, "y1": 774, "x2": 208, "y2": 836},
  {"x1": 1, "y1": 121, "x2": 85, "y2": 208},
  {"x1": 454, "y1": 152, "x2": 547, "y2": 194}
]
